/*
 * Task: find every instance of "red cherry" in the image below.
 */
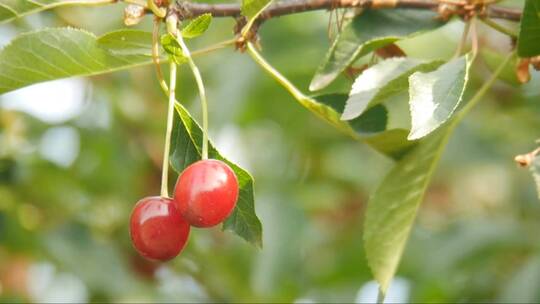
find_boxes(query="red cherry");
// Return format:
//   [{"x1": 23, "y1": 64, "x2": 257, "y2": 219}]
[
  {"x1": 174, "y1": 159, "x2": 239, "y2": 227},
  {"x1": 130, "y1": 196, "x2": 190, "y2": 261}
]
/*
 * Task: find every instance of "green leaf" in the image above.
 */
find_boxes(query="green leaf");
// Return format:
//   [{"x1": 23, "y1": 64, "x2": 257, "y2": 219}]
[
  {"x1": 364, "y1": 129, "x2": 416, "y2": 160},
  {"x1": 0, "y1": 28, "x2": 156, "y2": 95},
  {"x1": 241, "y1": 0, "x2": 273, "y2": 21},
  {"x1": 98, "y1": 30, "x2": 154, "y2": 56},
  {"x1": 364, "y1": 124, "x2": 454, "y2": 294},
  {"x1": 311, "y1": 93, "x2": 386, "y2": 135},
  {"x1": 170, "y1": 103, "x2": 263, "y2": 247},
  {"x1": 313, "y1": 94, "x2": 416, "y2": 158},
  {"x1": 181, "y1": 13, "x2": 212, "y2": 39},
  {"x1": 364, "y1": 50, "x2": 514, "y2": 296},
  {"x1": 248, "y1": 44, "x2": 416, "y2": 159},
  {"x1": 309, "y1": 9, "x2": 444, "y2": 91},
  {"x1": 0, "y1": 0, "x2": 112, "y2": 24},
  {"x1": 160, "y1": 33, "x2": 188, "y2": 64},
  {"x1": 518, "y1": 0, "x2": 540, "y2": 57},
  {"x1": 408, "y1": 54, "x2": 473, "y2": 140},
  {"x1": 342, "y1": 58, "x2": 444, "y2": 120},
  {"x1": 529, "y1": 153, "x2": 540, "y2": 199}
]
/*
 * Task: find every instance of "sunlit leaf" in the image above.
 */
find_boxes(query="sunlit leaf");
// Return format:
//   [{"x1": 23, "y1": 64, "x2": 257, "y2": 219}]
[
  {"x1": 181, "y1": 13, "x2": 212, "y2": 39},
  {"x1": 310, "y1": 9, "x2": 443, "y2": 91},
  {"x1": 408, "y1": 54, "x2": 473, "y2": 140},
  {"x1": 0, "y1": 28, "x2": 157, "y2": 95},
  {"x1": 364, "y1": 124, "x2": 454, "y2": 294},
  {"x1": 342, "y1": 58, "x2": 443, "y2": 120},
  {"x1": 518, "y1": 0, "x2": 540, "y2": 57},
  {"x1": 248, "y1": 44, "x2": 417, "y2": 159},
  {"x1": 0, "y1": 0, "x2": 113, "y2": 24},
  {"x1": 170, "y1": 103, "x2": 263, "y2": 247},
  {"x1": 364, "y1": 52, "x2": 513, "y2": 295}
]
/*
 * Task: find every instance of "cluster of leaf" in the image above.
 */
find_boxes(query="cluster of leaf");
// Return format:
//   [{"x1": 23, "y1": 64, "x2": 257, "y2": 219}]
[
  {"x1": 0, "y1": 0, "x2": 540, "y2": 298},
  {"x1": 242, "y1": 0, "x2": 540, "y2": 295}
]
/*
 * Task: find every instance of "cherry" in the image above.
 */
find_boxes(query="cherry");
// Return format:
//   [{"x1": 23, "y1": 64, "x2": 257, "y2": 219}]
[
  {"x1": 174, "y1": 159, "x2": 239, "y2": 227},
  {"x1": 130, "y1": 196, "x2": 190, "y2": 261}
]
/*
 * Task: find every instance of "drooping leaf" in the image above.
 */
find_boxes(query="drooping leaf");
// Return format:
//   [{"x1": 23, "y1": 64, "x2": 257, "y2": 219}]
[
  {"x1": 364, "y1": 123, "x2": 454, "y2": 294},
  {"x1": 309, "y1": 9, "x2": 444, "y2": 91},
  {"x1": 364, "y1": 51, "x2": 515, "y2": 297},
  {"x1": 518, "y1": 0, "x2": 540, "y2": 57},
  {"x1": 181, "y1": 13, "x2": 212, "y2": 39},
  {"x1": 170, "y1": 103, "x2": 263, "y2": 247},
  {"x1": 241, "y1": 0, "x2": 273, "y2": 21},
  {"x1": 160, "y1": 33, "x2": 188, "y2": 64},
  {"x1": 408, "y1": 54, "x2": 473, "y2": 140},
  {"x1": 0, "y1": 28, "x2": 157, "y2": 95},
  {"x1": 342, "y1": 58, "x2": 444, "y2": 120},
  {"x1": 529, "y1": 153, "x2": 540, "y2": 199},
  {"x1": 0, "y1": 0, "x2": 113, "y2": 24}
]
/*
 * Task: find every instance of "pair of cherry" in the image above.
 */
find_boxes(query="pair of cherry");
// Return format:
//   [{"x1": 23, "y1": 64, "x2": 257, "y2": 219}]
[{"x1": 130, "y1": 159, "x2": 239, "y2": 261}]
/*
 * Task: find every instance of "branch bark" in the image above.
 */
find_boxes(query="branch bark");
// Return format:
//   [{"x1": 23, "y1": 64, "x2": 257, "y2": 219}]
[{"x1": 171, "y1": 0, "x2": 521, "y2": 22}]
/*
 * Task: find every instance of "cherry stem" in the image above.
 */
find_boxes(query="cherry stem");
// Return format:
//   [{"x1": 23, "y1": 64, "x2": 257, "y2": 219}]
[
  {"x1": 153, "y1": 37, "x2": 235, "y2": 98},
  {"x1": 152, "y1": 17, "x2": 169, "y2": 94},
  {"x1": 160, "y1": 15, "x2": 179, "y2": 198},
  {"x1": 454, "y1": 19, "x2": 471, "y2": 58},
  {"x1": 174, "y1": 30, "x2": 210, "y2": 160}
]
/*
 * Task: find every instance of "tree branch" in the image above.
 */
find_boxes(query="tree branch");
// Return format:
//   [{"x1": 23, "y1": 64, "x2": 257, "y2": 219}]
[{"x1": 170, "y1": 0, "x2": 521, "y2": 22}]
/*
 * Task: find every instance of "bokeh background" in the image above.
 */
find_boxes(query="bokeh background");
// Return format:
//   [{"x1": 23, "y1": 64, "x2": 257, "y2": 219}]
[{"x1": 1, "y1": 0, "x2": 540, "y2": 302}]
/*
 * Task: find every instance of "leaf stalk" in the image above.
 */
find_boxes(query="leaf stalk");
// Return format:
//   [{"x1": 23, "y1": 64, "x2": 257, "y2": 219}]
[
  {"x1": 160, "y1": 15, "x2": 179, "y2": 198},
  {"x1": 173, "y1": 30, "x2": 210, "y2": 159}
]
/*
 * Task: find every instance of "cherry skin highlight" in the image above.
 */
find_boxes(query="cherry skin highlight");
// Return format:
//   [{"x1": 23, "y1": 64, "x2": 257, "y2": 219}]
[
  {"x1": 130, "y1": 196, "x2": 190, "y2": 261},
  {"x1": 174, "y1": 159, "x2": 239, "y2": 227}
]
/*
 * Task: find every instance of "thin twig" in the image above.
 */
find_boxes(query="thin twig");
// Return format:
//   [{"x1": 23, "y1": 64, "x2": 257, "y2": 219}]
[
  {"x1": 170, "y1": 0, "x2": 522, "y2": 21},
  {"x1": 480, "y1": 17, "x2": 518, "y2": 38},
  {"x1": 191, "y1": 38, "x2": 237, "y2": 57}
]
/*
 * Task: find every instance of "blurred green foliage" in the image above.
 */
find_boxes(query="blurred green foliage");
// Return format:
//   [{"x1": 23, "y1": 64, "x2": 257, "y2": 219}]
[{"x1": 1, "y1": 0, "x2": 540, "y2": 302}]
